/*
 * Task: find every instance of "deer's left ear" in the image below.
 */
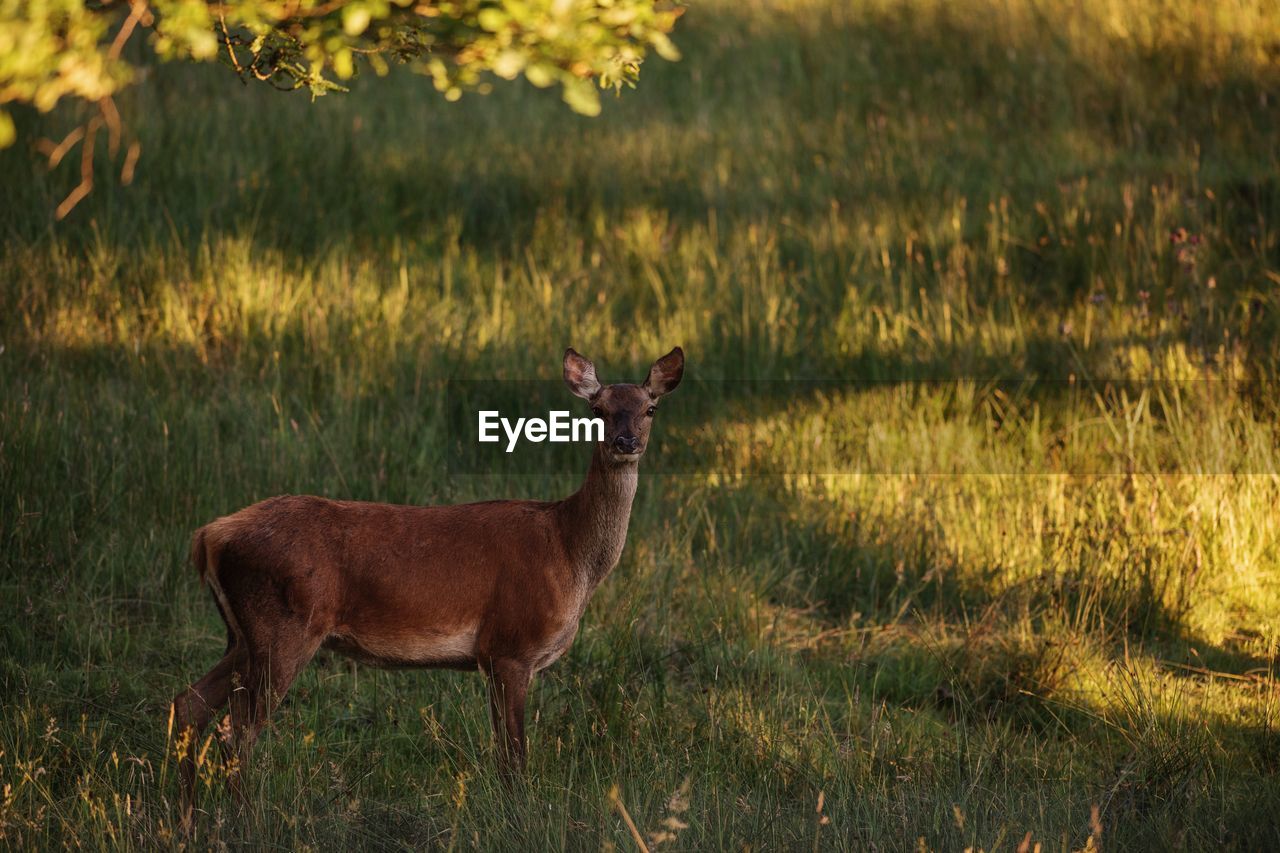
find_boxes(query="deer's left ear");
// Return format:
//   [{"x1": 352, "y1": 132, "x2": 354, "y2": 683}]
[
  {"x1": 564, "y1": 348, "x2": 602, "y2": 400},
  {"x1": 643, "y1": 346, "x2": 684, "y2": 399}
]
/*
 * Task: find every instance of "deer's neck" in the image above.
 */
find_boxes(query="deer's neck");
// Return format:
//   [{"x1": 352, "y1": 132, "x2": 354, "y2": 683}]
[{"x1": 558, "y1": 445, "x2": 639, "y2": 589}]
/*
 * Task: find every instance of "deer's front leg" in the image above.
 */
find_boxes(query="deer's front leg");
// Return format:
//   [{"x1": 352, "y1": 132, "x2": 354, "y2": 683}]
[{"x1": 484, "y1": 658, "x2": 532, "y2": 773}]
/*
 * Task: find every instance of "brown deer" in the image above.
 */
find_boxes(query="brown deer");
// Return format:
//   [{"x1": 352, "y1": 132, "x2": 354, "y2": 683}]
[{"x1": 170, "y1": 346, "x2": 683, "y2": 828}]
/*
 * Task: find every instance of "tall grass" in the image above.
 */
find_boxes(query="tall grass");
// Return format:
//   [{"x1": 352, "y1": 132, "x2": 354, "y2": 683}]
[{"x1": 2, "y1": 0, "x2": 1279, "y2": 848}]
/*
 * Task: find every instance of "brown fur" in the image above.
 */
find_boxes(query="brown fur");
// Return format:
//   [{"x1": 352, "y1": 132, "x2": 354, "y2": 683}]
[{"x1": 171, "y1": 346, "x2": 683, "y2": 829}]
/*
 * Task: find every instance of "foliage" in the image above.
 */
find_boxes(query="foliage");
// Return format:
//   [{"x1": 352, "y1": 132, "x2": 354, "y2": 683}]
[{"x1": 0, "y1": 0, "x2": 682, "y2": 146}]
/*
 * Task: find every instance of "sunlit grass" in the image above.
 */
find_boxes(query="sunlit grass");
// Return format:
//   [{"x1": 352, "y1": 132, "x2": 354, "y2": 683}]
[{"x1": 2, "y1": 0, "x2": 1280, "y2": 848}]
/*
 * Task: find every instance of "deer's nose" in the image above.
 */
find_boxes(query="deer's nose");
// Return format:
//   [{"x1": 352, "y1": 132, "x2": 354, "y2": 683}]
[{"x1": 613, "y1": 435, "x2": 640, "y2": 454}]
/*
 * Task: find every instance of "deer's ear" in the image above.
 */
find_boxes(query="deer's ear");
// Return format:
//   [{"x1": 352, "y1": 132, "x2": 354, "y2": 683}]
[
  {"x1": 643, "y1": 346, "x2": 684, "y2": 399},
  {"x1": 564, "y1": 348, "x2": 602, "y2": 400}
]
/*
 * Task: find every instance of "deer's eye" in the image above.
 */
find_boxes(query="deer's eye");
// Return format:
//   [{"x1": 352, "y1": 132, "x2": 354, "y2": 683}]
[
  {"x1": 646, "y1": 406, "x2": 656, "y2": 417},
  {"x1": 591, "y1": 406, "x2": 603, "y2": 417}
]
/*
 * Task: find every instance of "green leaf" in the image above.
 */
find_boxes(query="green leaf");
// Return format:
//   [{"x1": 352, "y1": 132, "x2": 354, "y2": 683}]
[
  {"x1": 0, "y1": 111, "x2": 14, "y2": 149},
  {"x1": 562, "y1": 79, "x2": 601, "y2": 116},
  {"x1": 334, "y1": 48, "x2": 355, "y2": 79},
  {"x1": 492, "y1": 50, "x2": 525, "y2": 80},
  {"x1": 650, "y1": 32, "x2": 680, "y2": 62},
  {"x1": 477, "y1": 8, "x2": 509, "y2": 33},
  {"x1": 343, "y1": 5, "x2": 372, "y2": 36},
  {"x1": 525, "y1": 63, "x2": 556, "y2": 88}
]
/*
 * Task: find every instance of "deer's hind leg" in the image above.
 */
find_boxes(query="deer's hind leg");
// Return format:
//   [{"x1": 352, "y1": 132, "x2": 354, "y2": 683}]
[
  {"x1": 224, "y1": 618, "x2": 325, "y2": 808},
  {"x1": 173, "y1": 646, "x2": 244, "y2": 831}
]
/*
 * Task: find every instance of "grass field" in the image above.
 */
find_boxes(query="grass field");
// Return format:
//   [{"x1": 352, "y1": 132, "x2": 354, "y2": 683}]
[{"x1": 3, "y1": 0, "x2": 1280, "y2": 848}]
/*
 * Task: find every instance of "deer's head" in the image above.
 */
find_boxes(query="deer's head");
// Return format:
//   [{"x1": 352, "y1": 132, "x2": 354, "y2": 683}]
[{"x1": 563, "y1": 347, "x2": 684, "y2": 463}]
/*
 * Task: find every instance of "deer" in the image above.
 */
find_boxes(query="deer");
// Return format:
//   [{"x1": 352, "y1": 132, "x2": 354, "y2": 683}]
[{"x1": 170, "y1": 346, "x2": 684, "y2": 829}]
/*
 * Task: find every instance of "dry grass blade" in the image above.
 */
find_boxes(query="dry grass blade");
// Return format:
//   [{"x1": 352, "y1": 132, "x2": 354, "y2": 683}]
[{"x1": 608, "y1": 785, "x2": 650, "y2": 853}]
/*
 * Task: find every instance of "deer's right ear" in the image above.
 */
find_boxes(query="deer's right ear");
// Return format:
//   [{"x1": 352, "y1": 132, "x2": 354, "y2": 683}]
[
  {"x1": 643, "y1": 346, "x2": 684, "y2": 398},
  {"x1": 563, "y1": 348, "x2": 602, "y2": 400}
]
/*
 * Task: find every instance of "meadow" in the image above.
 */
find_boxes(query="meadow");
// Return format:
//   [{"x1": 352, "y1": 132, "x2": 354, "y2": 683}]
[{"x1": 2, "y1": 0, "x2": 1280, "y2": 848}]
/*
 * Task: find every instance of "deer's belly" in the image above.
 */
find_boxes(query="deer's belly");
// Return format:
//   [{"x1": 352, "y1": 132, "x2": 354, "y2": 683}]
[{"x1": 323, "y1": 626, "x2": 479, "y2": 670}]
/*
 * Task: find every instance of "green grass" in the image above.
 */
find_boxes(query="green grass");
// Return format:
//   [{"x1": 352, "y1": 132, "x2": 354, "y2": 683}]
[{"x1": 3, "y1": 0, "x2": 1280, "y2": 848}]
